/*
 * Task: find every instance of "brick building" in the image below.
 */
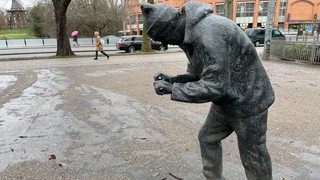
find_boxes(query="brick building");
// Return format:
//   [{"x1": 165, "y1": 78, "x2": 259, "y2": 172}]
[{"x1": 123, "y1": 0, "x2": 320, "y2": 35}]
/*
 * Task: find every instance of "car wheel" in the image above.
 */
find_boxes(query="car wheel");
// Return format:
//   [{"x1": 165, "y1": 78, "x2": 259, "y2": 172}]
[
  {"x1": 158, "y1": 45, "x2": 165, "y2": 51},
  {"x1": 255, "y1": 41, "x2": 260, "y2": 47},
  {"x1": 128, "y1": 46, "x2": 135, "y2": 53}
]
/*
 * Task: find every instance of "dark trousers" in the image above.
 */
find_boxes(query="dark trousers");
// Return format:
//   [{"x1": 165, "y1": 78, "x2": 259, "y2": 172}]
[
  {"x1": 198, "y1": 104, "x2": 272, "y2": 180},
  {"x1": 95, "y1": 51, "x2": 109, "y2": 59}
]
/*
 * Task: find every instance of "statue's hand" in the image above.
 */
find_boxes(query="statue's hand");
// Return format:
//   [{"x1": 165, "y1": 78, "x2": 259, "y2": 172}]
[
  {"x1": 153, "y1": 72, "x2": 172, "y2": 83},
  {"x1": 153, "y1": 80, "x2": 173, "y2": 95}
]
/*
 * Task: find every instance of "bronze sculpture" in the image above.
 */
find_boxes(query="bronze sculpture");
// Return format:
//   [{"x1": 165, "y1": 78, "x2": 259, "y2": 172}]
[{"x1": 141, "y1": 1, "x2": 275, "y2": 179}]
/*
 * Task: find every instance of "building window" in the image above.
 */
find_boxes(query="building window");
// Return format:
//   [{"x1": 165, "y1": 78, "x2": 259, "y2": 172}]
[
  {"x1": 216, "y1": 3, "x2": 224, "y2": 16},
  {"x1": 259, "y1": 2, "x2": 268, "y2": 16},
  {"x1": 130, "y1": 14, "x2": 136, "y2": 25},
  {"x1": 138, "y1": 14, "x2": 144, "y2": 24},
  {"x1": 279, "y1": 0, "x2": 287, "y2": 16},
  {"x1": 236, "y1": 2, "x2": 254, "y2": 17}
]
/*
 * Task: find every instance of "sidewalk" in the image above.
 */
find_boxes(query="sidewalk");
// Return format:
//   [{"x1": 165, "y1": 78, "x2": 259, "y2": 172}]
[
  {"x1": 0, "y1": 51, "x2": 319, "y2": 179},
  {"x1": 0, "y1": 44, "x2": 180, "y2": 59}
]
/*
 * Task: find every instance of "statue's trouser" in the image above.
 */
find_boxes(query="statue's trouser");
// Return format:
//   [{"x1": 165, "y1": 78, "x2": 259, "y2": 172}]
[{"x1": 198, "y1": 104, "x2": 272, "y2": 180}]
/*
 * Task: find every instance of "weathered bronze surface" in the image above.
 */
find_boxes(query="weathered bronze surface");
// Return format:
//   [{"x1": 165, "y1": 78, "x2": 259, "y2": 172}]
[{"x1": 142, "y1": 2, "x2": 275, "y2": 179}]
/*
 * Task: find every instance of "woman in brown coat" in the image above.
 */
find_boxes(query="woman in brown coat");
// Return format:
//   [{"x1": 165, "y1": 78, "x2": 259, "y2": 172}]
[{"x1": 93, "y1": 31, "x2": 109, "y2": 60}]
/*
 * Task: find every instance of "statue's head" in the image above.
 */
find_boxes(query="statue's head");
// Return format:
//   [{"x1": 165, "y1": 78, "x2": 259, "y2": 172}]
[{"x1": 141, "y1": 3, "x2": 184, "y2": 45}]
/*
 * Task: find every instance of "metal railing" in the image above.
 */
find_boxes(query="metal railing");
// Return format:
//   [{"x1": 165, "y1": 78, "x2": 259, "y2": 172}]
[
  {"x1": 0, "y1": 38, "x2": 97, "y2": 48},
  {"x1": 270, "y1": 40, "x2": 320, "y2": 64},
  {"x1": 0, "y1": 37, "x2": 120, "y2": 48},
  {"x1": 285, "y1": 35, "x2": 320, "y2": 42}
]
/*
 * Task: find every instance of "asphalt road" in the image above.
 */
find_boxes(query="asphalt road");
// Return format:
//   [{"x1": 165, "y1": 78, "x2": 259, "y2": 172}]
[
  {"x1": 0, "y1": 44, "x2": 182, "y2": 59},
  {"x1": 0, "y1": 49, "x2": 319, "y2": 179}
]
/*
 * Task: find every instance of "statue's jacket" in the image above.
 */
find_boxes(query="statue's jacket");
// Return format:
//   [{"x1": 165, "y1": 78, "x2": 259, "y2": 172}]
[{"x1": 171, "y1": 2, "x2": 275, "y2": 117}]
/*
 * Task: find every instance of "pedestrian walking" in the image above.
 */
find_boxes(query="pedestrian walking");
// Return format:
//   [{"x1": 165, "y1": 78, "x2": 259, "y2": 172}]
[
  {"x1": 71, "y1": 31, "x2": 80, "y2": 46},
  {"x1": 73, "y1": 35, "x2": 80, "y2": 46},
  {"x1": 93, "y1": 31, "x2": 109, "y2": 60}
]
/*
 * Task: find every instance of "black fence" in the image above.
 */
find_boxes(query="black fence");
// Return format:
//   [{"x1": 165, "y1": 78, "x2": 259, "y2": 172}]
[
  {"x1": 270, "y1": 40, "x2": 320, "y2": 65},
  {"x1": 0, "y1": 36, "x2": 119, "y2": 48}
]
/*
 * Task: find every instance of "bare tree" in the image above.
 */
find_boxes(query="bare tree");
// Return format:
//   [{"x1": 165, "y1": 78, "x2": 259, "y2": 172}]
[
  {"x1": 27, "y1": 2, "x2": 55, "y2": 37},
  {"x1": 30, "y1": 0, "x2": 125, "y2": 37},
  {"x1": 141, "y1": 0, "x2": 153, "y2": 52},
  {"x1": 0, "y1": 11, "x2": 7, "y2": 29},
  {"x1": 68, "y1": 0, "x2": 126, "y2": 37},
  {"x1": 52, "y1": 0, "x2": 74, "y2": 56},
  {"x1": 40, "y1": 4, "x2": 56, "y2": 37}
]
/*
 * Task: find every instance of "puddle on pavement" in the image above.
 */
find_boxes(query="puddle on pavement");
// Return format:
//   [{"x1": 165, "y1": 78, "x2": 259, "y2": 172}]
[
  {"x1": 0, "y1": 69, "x2": 68, "y2": 171},
  {"x1": 0, "y1": 75, "x2": 17, "y2": 91},
  {"x1": 0, "y1": 68, "x2": 171, "y2": 173}
]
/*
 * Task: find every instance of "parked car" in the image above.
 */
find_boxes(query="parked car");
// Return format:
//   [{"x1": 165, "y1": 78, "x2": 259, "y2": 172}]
[
  {"x1": 116, "y1": 35, "x2": 168, "y2": 53},
  {"x1": 244, "y1": 28, "x2": 286, "y2": 47}
]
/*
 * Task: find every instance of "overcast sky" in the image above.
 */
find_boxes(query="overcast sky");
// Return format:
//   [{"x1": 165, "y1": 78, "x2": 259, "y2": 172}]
[{"x1": 0, "y1": 0, "x2": 38, "y2": 9}]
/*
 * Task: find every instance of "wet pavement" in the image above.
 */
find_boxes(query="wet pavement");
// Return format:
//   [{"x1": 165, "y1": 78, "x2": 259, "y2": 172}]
[{"x1": 0, "y1": 49, "x2": 319, "y2": 179}]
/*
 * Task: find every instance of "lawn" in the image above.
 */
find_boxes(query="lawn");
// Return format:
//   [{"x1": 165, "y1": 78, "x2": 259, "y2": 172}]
[{"x1": 0, "y1": 29, "x2": 36, "y2": 39}]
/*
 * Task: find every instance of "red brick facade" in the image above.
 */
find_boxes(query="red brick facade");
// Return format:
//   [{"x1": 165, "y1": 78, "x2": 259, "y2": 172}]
[{"x1": 124, "y1": 0, "x2": 320, "y2": 35}]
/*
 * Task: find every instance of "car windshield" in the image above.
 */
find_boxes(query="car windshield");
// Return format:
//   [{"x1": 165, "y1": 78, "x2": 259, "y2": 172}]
[
  {"x1": 273, "y1": 30, "x2": 282, "y2": 36},
  {"x1": 245, "y1": 29, "x2": 265, "y2": 36}
]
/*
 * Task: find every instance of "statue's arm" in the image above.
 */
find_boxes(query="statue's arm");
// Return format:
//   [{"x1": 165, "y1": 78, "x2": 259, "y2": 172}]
[
  {"x1": 170, "y1": 73, "x2": 199, "y2": 83},
  {"x1": 153, "y1": 63, "x2": 199, "y2": 95},
  {"x1": 170, "y1": 63, "x2": 200, "y2": 83},
  {"x1": 171, "y1": 49, "x2": 230, "y2": 103},
  {"x1": 153, "y1": 63, "x2": 199, "y2": 84}
]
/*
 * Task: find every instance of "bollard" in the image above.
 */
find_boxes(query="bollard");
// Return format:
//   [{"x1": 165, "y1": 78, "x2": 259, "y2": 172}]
[
  {"x1": 310, "y1": 42, "x2": 316, "y2": 64},
  {"x1": 5, "y1": 38, "x2": 8, "y2": 47},
  {"x1": 24, "y1": 38, "x2": 27, "y2": 46},
  {"x1": 42, "y1": 38, "x2": 45, "y2": 46}
]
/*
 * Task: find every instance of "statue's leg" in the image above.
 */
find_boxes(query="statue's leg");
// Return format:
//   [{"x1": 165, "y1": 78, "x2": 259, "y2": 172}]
[
  {"x1": 232, "y1": 110, "x2": 272, "y2": 180},
  {"x1": 198, "y1": 104, "x2": 233, "y2": 180}
]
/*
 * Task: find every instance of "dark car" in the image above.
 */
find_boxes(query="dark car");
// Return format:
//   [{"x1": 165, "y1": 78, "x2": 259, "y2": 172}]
[
  {"x1": 244, "y1": 28, "x2": 286, "y2": 47},
  {"x1": 116, "y1": 35, "x2": 168, "y2": 53}
]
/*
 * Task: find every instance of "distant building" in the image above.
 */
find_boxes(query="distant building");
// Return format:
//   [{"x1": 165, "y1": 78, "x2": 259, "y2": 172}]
[
  {"x1": 286, "y1": 0, "x2": 320, "y2": 35},
  {"x1": 6, "y1": 0, "x2": 28, "y2": 29},
  {"x1": 123, "y1": 0, "x2": 320, "y2": 35}
]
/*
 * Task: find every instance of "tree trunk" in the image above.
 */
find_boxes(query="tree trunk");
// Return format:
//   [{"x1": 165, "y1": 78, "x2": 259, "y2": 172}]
[
  {"x1": 52, "y1": 0, "x2": 74, "y2": 56},
  {"x1": 141, "y1": 26, "x2": 152, "y2": 52},
  {"x1": 263, "y1": 0, "x2": 276, "y2": 60},
  {"x1": 141, "y1": 0, "x2": 154, "y2": 52},
  {"x1": 224, "y1": 0, "x2": 233, "y2": 20}
]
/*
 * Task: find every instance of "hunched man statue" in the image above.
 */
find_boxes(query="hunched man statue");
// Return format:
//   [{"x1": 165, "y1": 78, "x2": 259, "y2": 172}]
[{"x1": 141, "y1": 1, "x2": 275, "y2": 180}]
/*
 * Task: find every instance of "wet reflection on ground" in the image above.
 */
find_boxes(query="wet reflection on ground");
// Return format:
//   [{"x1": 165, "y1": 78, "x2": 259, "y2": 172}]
[{"x1": 0, "y1": 52, "x2": 319, "y2": 179}]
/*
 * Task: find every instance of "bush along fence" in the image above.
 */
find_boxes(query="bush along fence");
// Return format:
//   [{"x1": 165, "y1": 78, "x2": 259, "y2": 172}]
[{"x1": 271, "y1": 40, "x2": 320, "y2": 65}]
